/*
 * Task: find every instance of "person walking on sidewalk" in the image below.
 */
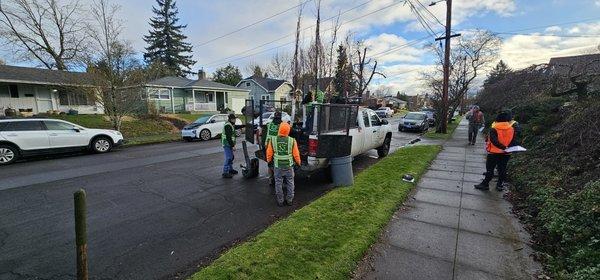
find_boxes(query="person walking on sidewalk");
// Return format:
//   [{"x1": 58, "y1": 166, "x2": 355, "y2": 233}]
[
  {"x1": 475, "y1": 111, "x2": 517, "y2": 191},
  {"x1": 221, "y1": 114, "x2": 238, "y2": 179},
  {"x1": 266, "y1": 122, "x2": 301, "y2": 207},
  {"x1": 475, "y1": 110, "x2": 518, "y2": 191},
  {"x1": 466, "y1": 105, "x2": 485, "y2": 145}
]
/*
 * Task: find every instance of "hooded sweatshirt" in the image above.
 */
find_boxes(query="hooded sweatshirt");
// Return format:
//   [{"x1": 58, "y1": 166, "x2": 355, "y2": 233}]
[{"x1": 266, "y1": 122, "x2": 301, "y2": 166}]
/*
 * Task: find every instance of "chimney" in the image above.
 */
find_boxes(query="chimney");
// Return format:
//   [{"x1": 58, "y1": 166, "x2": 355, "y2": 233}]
[{"x1": 198, "y1": 68, "x2": 206, "y2": 80}]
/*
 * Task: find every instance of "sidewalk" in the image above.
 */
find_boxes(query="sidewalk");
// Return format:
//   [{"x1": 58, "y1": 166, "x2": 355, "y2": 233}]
[{"x1": 355, "y1": 119, "x2": 541, "y2": 280}]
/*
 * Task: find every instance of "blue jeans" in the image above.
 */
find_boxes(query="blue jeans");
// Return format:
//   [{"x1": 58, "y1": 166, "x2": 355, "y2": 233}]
[{"x1": 223, "y1": 146, "x2": 234, "y2": 174}]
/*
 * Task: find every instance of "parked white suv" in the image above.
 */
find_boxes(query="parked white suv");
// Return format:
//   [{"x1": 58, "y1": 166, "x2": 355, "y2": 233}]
[
  {"x1": 181, "y1": 114, "x2": 243, "y2": 141},
  {"x1": 0, "y1": 118, "x2": 124, "y2": 165}
]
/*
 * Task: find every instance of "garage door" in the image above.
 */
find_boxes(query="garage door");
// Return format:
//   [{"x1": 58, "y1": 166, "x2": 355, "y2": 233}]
[{"x1": 230, "y1": 98, "x2": 245, "y2": 114}]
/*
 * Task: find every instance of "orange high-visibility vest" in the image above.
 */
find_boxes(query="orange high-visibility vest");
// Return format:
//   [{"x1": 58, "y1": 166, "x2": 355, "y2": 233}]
[{"x1": 486, "y1": 122, "x2": 514, "y2": 154}]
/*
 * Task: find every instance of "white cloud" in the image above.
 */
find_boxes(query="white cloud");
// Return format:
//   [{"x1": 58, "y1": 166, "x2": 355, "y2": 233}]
[
  {"x1": 596, "y1": 0, "x2": 600, "y2": 7},
  {"x1": 545, "y1": 26, "x2": 562, "y2": 33},
  {"x1": 499, "y1": 21, "x2": 600, "y2": 69},
  {"x1": 363, "y1": 33, "x2": 426, "y2": 64}
]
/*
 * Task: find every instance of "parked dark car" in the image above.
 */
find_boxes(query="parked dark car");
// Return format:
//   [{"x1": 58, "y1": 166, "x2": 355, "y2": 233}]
[
  {"x1": 398, "y1": 112, "x2": 429, "y2": 132},
  {"x1": 420, "y1": 108, "x2": 436, "y2": 126}
]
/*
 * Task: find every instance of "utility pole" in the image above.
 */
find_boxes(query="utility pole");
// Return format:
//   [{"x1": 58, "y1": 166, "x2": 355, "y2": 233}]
[
  {"x1": 440, "y1": 0, "x2": 452, "y2": 133},
  {"x1": 433, "y1": 0, "x2": 457, "y2": 133}
]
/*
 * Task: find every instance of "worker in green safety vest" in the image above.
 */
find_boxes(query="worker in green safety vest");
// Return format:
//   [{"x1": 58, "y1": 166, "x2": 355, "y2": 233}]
[
  {"x1": 265, "y1": 111, "x2": 283, "y2": 188},
  {"x1": 266, "y1": 122, "x2": 301, "y2": 206},
  {"x1": 221, "y1": 114, "x2": 238, "y2": 178}
]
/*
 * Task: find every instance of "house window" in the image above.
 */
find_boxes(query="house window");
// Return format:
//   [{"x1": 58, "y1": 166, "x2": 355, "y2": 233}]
[
  {"x1": 261, "y1": 95, "x2": 270, "y2": 100},
  {"x1": 9, "y1": 85, "x2": 19, "y2": 98},
  {"x1": 246, "y1": 82, "x2": 251, "y2": 87},
  {"x1": 58, "y1": 90, "x2": 94, "y2": 106},
  {"x1": 149, "y1": 88, "x2": 171, "y2": 100},
  {"x1": 208, "y1": 93, "x2": 214, "y2": 102}
]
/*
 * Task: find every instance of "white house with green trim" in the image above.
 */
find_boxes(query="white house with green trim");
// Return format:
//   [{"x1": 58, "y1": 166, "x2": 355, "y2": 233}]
[{"x1": 144, "y1": 73, "x2": 250, "y2": 114}]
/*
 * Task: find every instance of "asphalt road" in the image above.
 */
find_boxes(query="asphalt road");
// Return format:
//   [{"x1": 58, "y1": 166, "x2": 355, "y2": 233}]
[{"x1": 0, "y1": 116, "x2": 426, "y2": 280}]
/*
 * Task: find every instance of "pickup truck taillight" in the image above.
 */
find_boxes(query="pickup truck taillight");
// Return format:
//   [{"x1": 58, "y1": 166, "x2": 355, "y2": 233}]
[{"x1": 308, "y1": 138, "x2": 318, "y2": 157}]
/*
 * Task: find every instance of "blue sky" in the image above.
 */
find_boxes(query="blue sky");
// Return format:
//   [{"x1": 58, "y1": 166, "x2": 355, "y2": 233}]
[{"x1": 2, "y1": 0, "x2": 600, "y2": 94}]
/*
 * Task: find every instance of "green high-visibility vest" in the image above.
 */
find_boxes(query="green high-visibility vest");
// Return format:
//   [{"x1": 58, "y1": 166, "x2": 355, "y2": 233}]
[
  {"x1": 274, "y1": 136, "x2": 294, "y2": 168},
  {"x1": 265, "y1": 122, "x2": 280, "y2": 147},
  {"x1": 221, "y1": 122, "x2": 236, "y2": 146}
]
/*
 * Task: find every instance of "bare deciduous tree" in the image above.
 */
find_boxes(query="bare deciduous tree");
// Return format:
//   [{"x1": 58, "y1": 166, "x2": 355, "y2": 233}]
[
  {"x1": 267, "y1": 52, "x2": 292, "y2": 80},
  {"x1": 292, "y1": 1, "x2": 304, "y2": 90},
  {"x1": 86, "y1": 0, "x2": 146, "y2": 131},
  {"x1": 352, "y1": 41, "x2": 385, "y2": 98},
  {"x1": 422, "y1": 30, "x2": 501, "y2": 131},
  {"x1": 0, "y1": 0, "x2": 88, "y2": 69}
]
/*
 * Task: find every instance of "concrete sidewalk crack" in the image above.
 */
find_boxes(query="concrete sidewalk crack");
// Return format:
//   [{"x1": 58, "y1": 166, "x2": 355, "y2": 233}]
[{"x1": 451, "y1": 146, "x2": 467, "y2": 280}]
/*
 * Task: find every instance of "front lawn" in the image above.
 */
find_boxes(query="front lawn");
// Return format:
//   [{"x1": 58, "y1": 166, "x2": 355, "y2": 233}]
[
  {"x1": 424, "y1": 115, "x2": 463, "y2": 140},
  {"x1": 54, "y1": 115, "x2": 178, "y2": 145},
  {"x1": 190, "y1": 145, "x2": 441, "y2": 280}
]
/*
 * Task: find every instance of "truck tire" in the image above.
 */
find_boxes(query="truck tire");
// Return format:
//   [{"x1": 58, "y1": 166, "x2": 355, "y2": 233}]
[{"x1": 377, "y1": 136, "x2": 391, "y2": 158}]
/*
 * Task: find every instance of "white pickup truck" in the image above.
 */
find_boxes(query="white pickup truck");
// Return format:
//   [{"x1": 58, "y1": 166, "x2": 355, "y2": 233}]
[
  {"x1": 241, "y1": 101, "x2": 393, "y2": 178},
  {"x1": 302, "y1": 106, "x2": 393, "y2": 172}
]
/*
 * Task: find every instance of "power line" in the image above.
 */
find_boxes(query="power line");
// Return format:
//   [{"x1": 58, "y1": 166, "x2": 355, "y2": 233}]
[
  {"x1": 414, "y1": 0, "x2": 445, "y2": 28},
  {"x1": 406, "y1": 0, "x2": 439, "y2": 39},
  {"x1": 195, "y1": 0, "x2": 312, "y2": 47},
  {"x1": 202, "y1": 0, "x2": 378, "y2": 67},
  {"x1": 496, "y1": 32, "x2": 600, "y2": 38},
  {"x1": 495, "y1": 16, "x2": 600, "y2": 33},
  {"x1": 204, "y1": 0, "x2": 407, "y2": 68},
  {"x1": 371, "y1": 35, "x2": 432, "y2": 58}
]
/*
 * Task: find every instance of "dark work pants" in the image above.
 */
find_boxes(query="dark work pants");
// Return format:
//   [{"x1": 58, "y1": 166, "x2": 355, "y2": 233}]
[
  {"x1": 468, "y1": 124, "x2": 480, "y2": 143},
  {"x1": 482, "y1": 154, "x2": 511, "y2": 187}
]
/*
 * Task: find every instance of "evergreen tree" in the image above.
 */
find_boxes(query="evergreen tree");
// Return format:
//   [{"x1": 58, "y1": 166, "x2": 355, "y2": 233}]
[
  {"x1": 484, "y1": 60, "x2": 511, "y2": 87},
  {"x1": 252, "y1": 65, "x2": 264, "y2": 78},
  {"x1": 213, "y1": 64, "x2": 242, "y2": 86},
  {"x1": 333, "y1": 45, "x2": 355, "y2": 98},
  {"x1": 143, "y1": 0, "x2": 196, "y2": 77}
]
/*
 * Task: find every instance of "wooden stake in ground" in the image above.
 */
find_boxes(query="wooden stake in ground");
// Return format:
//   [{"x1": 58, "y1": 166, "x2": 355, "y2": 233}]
[{"x1": 74, "y1": 189, "x2": 88, "y2": 280}]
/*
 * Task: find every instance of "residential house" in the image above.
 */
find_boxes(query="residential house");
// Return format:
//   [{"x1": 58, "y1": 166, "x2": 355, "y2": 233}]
[
  {"x1": 407, "y1": 94, "x2": 429, "y2": 111},
  {"x1": 236, "y1": 76, "x2": 293, "y2": 105},
  {"x1": 549, "y1": 54, "x2": 600, "y2": 75},
  {"x1": 0, "y1": 65, "x2": 101, "y2": 115},
  {"x1": 144, "y1": 71, "x2": 250, "y2": 114},
  {"x1": 381, "y1": 95, "x2": 407, "y2": 109}
]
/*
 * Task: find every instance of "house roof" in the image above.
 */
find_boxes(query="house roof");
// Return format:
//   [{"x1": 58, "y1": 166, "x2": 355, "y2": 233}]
[
  {"x1": 241, "y1": 76, "x2": 290, "y2": 92},
  {"x1": 549, "y1": 54, "x2": 600, "y2": 74},
  {"x1": 146, "y1": 76, "x2": 245, "y2": 91},
  {"x1": 0, "y1": 65, "x2": 96, "y2": 86}
]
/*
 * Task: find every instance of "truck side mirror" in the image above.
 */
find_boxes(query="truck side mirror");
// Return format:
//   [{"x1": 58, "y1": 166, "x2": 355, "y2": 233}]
[{"x1": 381, "y1": 119, "x2": 388, "y2": 125}]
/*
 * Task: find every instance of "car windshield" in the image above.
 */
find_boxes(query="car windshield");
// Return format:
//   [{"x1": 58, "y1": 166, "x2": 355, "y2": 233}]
[
  {"x1": 193, "y1": 116, "x2": 211, "y2": 124},
  {"x1": 405, "y1": 113, "x2": 426, "y2": 120}
]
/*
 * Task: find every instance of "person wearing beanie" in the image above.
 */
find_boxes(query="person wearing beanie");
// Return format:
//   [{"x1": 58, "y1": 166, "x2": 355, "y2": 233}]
[
  {"x1": 265, "y1": 111, "x2": 283, "y2": 188},
  {"x1": 266, "y1": 122, "x2": 301, "y2": 206},
  {"x1": 475, "y1": 110, "x2": 519, "y2": 191},
  {"x1": 466, "y1": 105, "x2": 485, "y2": 145}
]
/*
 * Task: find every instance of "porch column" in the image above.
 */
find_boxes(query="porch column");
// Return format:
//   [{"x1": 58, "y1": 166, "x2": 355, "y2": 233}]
[
  {"x1": 213, "y1": 91, "x2": 217, "y2": 111},
  {"x1": 170, "y1": 87, "x2": 175, "y2": 113},
  {"x1": 191, "y1": 89, "x2": 196, "y2": 112}
]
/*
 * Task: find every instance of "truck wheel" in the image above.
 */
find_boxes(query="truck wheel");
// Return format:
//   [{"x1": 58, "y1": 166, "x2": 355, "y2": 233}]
[{"x1": 377, "y1": 136, "x2": 391, "y2": 158}]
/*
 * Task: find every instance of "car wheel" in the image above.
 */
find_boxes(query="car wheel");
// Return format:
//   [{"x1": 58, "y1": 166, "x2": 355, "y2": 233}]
[
  {"x1": 91, "y1": 137, "x2": 112, "y2": 153},
  {"x1": 377, "y1": 136, "x2": 391, "y2": 158},
  {"x1": 200, "y1": 129, "x2": 211, "y2": 141},
  {"x1": 0, "y1": 144, "x2": 19, "y2": 165}
]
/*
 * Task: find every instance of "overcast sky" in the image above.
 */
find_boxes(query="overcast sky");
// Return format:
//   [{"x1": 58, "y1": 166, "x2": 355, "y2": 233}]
[{"x1": 2, "y1": 0, "x2": 600, "y2": 95}]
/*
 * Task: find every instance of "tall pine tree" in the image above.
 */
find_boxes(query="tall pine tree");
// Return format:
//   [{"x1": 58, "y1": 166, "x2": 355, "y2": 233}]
[
  {"x1": 484, "y1": 60, "x2": 511, "y2": 87},
  {"x1": 143, "y1": 0, "x2": 196, "y2": 77},
  {"x1": 333, "y1": 45, "x2": 355, "y2": 99}
]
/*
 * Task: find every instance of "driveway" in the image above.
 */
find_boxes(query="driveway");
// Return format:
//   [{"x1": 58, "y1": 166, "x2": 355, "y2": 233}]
[{"x1": 0, "y1": 118, "x2": 422, "y2": 280}]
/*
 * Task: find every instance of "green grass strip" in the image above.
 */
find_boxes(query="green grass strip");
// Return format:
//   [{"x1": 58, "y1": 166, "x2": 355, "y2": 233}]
[
  {"x1": 425, "y1": 115, "x2": 464, "y2": 140},
  {"x1": 190, "y1": 145, "x2": 441, "y2": 280}
]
